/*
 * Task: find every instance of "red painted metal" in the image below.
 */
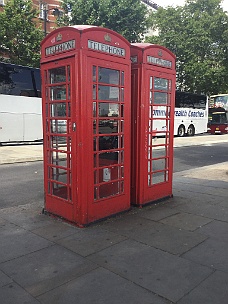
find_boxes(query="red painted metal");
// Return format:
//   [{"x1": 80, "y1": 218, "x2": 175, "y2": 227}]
[
  {"x1": 40, "y1": 26, "x2": 131, "y2": 226},
  {"x1": 131, "y1": 43, "x2": 176, "y2": 206}
]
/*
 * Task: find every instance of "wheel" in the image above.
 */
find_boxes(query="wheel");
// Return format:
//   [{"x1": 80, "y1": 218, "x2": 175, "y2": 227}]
[
  {"x1": 187, "y1": 125, "x2": 195, "y2": 136},
  {"x1": 177, "y1": 125, "x2": 185, "y2": 137}
]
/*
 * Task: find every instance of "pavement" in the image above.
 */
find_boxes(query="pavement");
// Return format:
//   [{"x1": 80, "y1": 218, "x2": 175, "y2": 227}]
[{"x1": 0, "y1": 134, "x2": 228, "y2": 303}]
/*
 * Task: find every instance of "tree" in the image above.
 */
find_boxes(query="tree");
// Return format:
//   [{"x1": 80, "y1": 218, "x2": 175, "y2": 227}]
[
  {"x1": 59, "y1": 0, "x2": 149, "y2": 42},
  {"x1": 146, "y1": 0, "x2": 228, "y2": 95},
  {"x1": 0, "y1": 0, "x2": 44, "y2": 67}
]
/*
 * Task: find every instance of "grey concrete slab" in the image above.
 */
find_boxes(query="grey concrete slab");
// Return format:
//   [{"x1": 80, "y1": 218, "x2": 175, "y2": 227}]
[
  {"x1": 31, "y1": 220, "x2": 79, "y2": 241},
  {"x1": 37, "y1": 267, "x2": 171, "y2": 304},
  {"x1": 170, "y1": 198, "x2": 228, "y2": 222},
  {"x1": 101, "y1": 214, "x2": 207, "y2": 255},
  {"x1": 160, "y1": 212, "x2": 212, "y2": 231},
  {"x1": 56, "y1": 227, "x2": 127, "y2": 257},
  {"x1": 196, "y1": 220, "x2": 228, "y2": 242},
  {"x1": 182, "y1": 238, "x2": 228, "y2": 272},
  {"x1": 177, "y1": 270, "x2": 228, "y2": 304},
  {"x1": 89, "y1": 239, "x2": 213, "y2": 303},
  {"x1": 0, "y1": 223, "x2": 52, "y2": 263},
  {"x1": 0, "y1": 283, "x2": 39, "y2": 304},
  {"x1": 0, "y1": 203, "x2": 50, "y2": 230},
  {"x1": 136, "y1": 204, "x2": 179, "y2": 222},
  {"x1": 0, "y1": 270, "x2": 12, "y2": 287},
  {"x1": 0, "y1": 217, "x2": 7, "y2": 226},
  {"x1": 0, "y1": 244, "x2": 98, "y2": 297}
]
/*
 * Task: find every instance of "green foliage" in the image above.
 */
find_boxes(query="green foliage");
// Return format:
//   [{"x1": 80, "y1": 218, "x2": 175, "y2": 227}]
[
  {"x1": 59, "y1": 0, "x2": 149, "y2": 42},
  {"x1": 146, "y1": 0, "x2": 228, "y2": 95},
  {"x1": 0, "y1": 0, "x2": 44, "y2": 67}
]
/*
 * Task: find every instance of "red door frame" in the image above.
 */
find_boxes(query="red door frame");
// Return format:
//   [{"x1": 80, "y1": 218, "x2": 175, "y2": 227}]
[{"x1": 131, "y1": 43, "x2": 176, "y2": 206}]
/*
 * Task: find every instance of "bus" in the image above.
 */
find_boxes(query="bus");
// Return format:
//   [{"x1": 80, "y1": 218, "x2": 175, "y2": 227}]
[
  {"x1": 208, "y1": 107, "x2": 228, "y2": 135},
  {"x1": 174, "y1": 91, "x2": 208, "y2": 136},
  {"x1": 0, "y1": 62, "x2": 42, "y2": 144},
  {"x1": 210, "y1": 94, "x2": 228, "y2": 111}
]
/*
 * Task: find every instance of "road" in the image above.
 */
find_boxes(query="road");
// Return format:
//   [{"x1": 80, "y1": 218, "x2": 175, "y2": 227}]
[{"x1": 0, "y1": 139, "x2": 227, "y2": 209}]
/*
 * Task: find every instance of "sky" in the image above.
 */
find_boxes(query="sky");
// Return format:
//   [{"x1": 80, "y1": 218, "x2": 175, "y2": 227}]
[{"x1": 155, "y1": 0, "x2": 228, "y2": 12}]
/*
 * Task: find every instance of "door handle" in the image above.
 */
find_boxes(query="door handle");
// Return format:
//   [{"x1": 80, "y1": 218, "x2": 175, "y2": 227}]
[{"x1": 72, "y1": 122, "x2": 76, "y2": 132}]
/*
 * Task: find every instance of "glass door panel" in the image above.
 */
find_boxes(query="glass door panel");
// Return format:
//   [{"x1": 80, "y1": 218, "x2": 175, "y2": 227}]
[
  {"x1": 44, "y1": 63, "x2": 72, "y2": 201},
  {"x1": 93, "y1": 66, "x2": 125, "y2": 200}
]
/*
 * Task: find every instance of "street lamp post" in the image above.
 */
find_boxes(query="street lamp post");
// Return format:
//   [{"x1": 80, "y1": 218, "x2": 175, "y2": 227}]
[{"x1": 43, "y1": 5, "x2": 61, "y2": 36}]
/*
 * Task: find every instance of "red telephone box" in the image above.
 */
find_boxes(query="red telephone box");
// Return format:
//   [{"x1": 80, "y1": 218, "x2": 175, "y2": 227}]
[
  {"x1": 131, "y1": 43, "x2": 176, "y2": 206},
  {"x1": 40, "y1": 25, "x2": 131, "y2": 226}
]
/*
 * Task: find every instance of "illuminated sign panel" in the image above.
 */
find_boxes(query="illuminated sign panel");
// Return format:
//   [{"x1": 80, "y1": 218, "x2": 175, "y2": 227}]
[
  {"x1": 147, "y1": 55, "x2": 172, "y2": 68},
  {"x1": 88, "y1": 40, "x2": 125, "y2": 57},
  {"x1": 45, "y1": 40, "x2": 76, "y2": 56}
]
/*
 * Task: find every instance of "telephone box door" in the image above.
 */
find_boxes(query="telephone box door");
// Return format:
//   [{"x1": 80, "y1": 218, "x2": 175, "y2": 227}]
[
  {"x1": 144, "y1": 69, "x2": 174, "y2": 202},
  {"x1": 85, "y1": 58, "x2": 131, "y2": 221},
  {"x1": 42, "y1": 56, "x2": 78, "y2": 221}
]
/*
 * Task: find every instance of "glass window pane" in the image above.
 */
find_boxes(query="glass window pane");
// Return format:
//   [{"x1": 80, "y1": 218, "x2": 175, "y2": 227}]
[
  {"x1": 49, "y1": 67, "x2": 66, "y2": 84},
  {"x1": 99, "y1": 152, "x2": 119, "y2": 166},
  {"x1": 99, "y1": 181, "x2": 120, "y2": 198},
  {"x1": 99, "y1": 135, "x2": 118, "y2": 150},
  {"x1": 98, "y1": 103, "x2": 119, "y2": 117},
  {"x1": 121, "y1": 71, "x2": 124, "y2": 86},
  {"x1": 154, "y1": 78, "x2": 168, "y2": 91},
  {"x1": 50, "y1": 86, "x2": 66, "y2": 100},
  {"x1": 152, "y1": 158, "x2": 166, "y2": 171},
  {"x1": 98, "y1": 85, "x2": 119, "y2": 101},
  {"x1": 51, "y1": 119, "x2": 67, "y2": 134},
  {"x1": 98, "y1": 68, "x2": 119, "y2": 85},
  {"x1": 93, "y1": 66, "x2": 97, "y2": 82},
  {"x1": 50, "y1": 103, "x2": 66, "y2": 117},
  {"x1": 98, "y1": 120, "x2": 118, "y2": 134},
  {"x1": 154, "y1": 92, "x2": 168, "y2": 104},
  {"x1": 152, "y1": 171, "x2": 166, "y2": 184}
]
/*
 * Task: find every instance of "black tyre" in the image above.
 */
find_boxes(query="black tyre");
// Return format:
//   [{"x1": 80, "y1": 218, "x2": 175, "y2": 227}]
[
  {"x1": 177, "y1": 125, "x2": 185, "y2": 137},
  {"x1": 187, "y1": 125, "x2": 195, "y2": 136}
]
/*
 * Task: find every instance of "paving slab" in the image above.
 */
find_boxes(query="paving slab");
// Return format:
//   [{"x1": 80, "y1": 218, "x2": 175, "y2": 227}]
[
  {"x1": 182, "y1": 238, "x2": 228, "y2": 272},
  {"x1": 37, "y1": 267, "x2": 171, "y2": 304},
  {"x1": 100, "y1": 213, "x2": 208, "y2": 255},
  {"x1": 0, "y1": 270, "x2": 12, "y2": 287},
  {"x1": 136, "y1": 204, "x2": 179, "y2": 221},
  {"x1": 0, "y1": 283, "x2": 40, "y2": 304},
  {"x1": 89, "y1": 239, "x2": 213, "y2": 303},
  {"x1": 0, "y1": 244, "x2": 98, "y2": 297},
  {"x1": 160, "y1": 212, "x2": 213, "y2": 231},
  {"x1": 31, "y1": 220, "x2": 79, "y2": 241},
  {"x1": 56, "y1": 226, "x2": 127, "y2": 257},
  {"x1": 197, "y1": 219, "x2": 228, "y2": 242},
  {"x1": 177, "y1": 270, "x2": 228, "y2": 304},
  {"x1": 0, "y1": 222, "x2": 52, "y2": 263}
]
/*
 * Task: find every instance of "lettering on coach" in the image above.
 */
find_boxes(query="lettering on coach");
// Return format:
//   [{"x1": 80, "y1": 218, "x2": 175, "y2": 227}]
[
  {"x1": 45, "y1": 40, "x2": 76, "y2": 56},
  {"x1": 88, "y1": 40, "x2": 126, "y2": 57}
]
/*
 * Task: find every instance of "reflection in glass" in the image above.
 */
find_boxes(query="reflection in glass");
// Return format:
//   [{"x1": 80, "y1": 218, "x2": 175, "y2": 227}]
[
  {"x1": 49, "y1": 167, "x2": 68, "y2": 184},
  {"x1": 51, "y1": 119, "x2": 67, "y2": 134},
  {"x1": 93, "y1": 66, "x2": 96, "y2": 82},
  {"x1": 49, "y1": 67, "x2": 66, "y2": 84},
  {"x1": 98, "y1": 85, "x2": 119, "y2": 101},
  {"x1": 50, "y1": 103, "x2": 66, "y2": 117},
  {"x1": 98, "y1": 103, "x2": 119, "y2": 117},
  {"x1": 99, "y1": 135, "x2": 118, "y2": 150},
  {"x1": 150, "y1": 77, "x2": 153, "y2": 89},
  {"x1": 99, "y1": 152, "x2": 119, "y2": 166},
  {"x1": 121, "y1": 71, "x2": 124, "y2": 86},
  {"x1": 93, "y1": 102, "x2": 97, "y2": 116},
  {"x1": 98, "y1": 120, "x2": 118, "y2": 134},
  {"x1": 98, "y1": 67, "x2": 119, "y2": 85},
  {"x1": 121, "y1": 88, "x2": 124, "y2": 102},
  {"x1": 93, "y1": 85, "x2": 96, "y2": 100},
  {"x1": 154, "y1": 78, "x2": 168, "y2": 91},
  {"x1": 50, "y1": 86, "x2": 66, "y2": 100},
  {"x1": 154, "y1": 92, "x2": 168, "y2": 104}
]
